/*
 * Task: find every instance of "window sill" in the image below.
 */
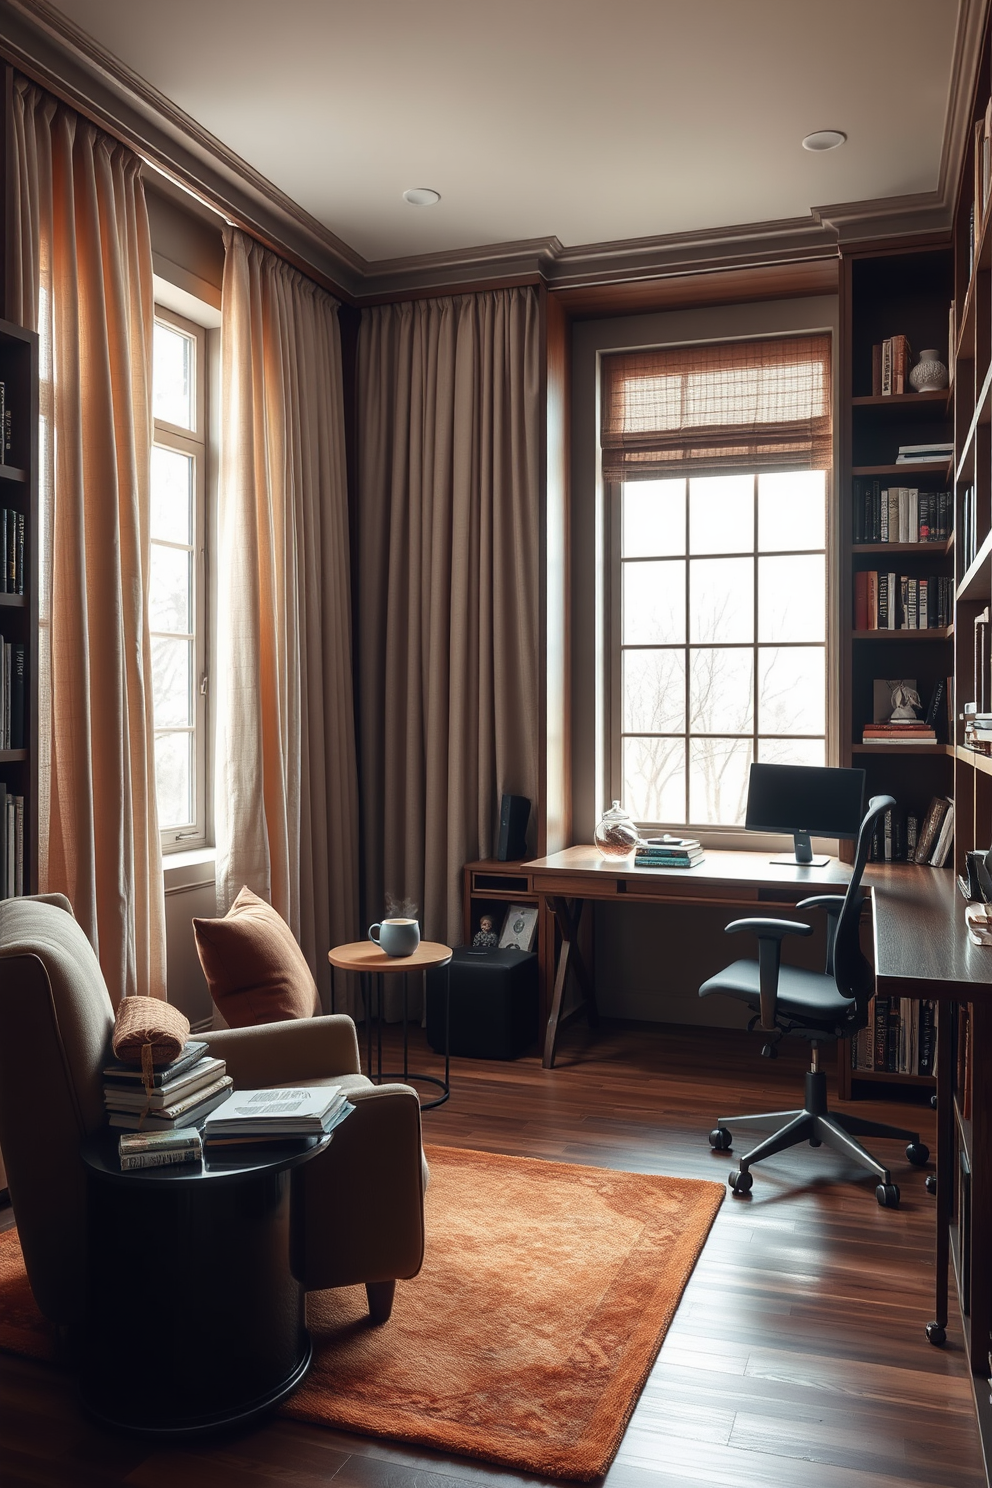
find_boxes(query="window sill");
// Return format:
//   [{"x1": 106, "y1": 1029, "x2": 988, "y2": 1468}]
[{"x1": 163, "y1": 846, "x2": 216, "y2": 893}]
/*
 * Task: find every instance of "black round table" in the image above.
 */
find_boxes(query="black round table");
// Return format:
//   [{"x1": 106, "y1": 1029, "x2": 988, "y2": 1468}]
[{"x1": 79, "y1": 1129, "x2": 331, "y2": 1435}]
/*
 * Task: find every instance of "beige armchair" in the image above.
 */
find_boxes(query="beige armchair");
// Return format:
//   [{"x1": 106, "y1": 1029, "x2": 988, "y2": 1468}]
[{"x1": 0, "y1": 895, "x2": 426, "y2": 1331}]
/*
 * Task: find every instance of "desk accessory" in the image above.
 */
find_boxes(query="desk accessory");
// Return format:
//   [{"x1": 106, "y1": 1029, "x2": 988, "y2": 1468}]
[
  {"x1": 497, "y1": 793, "x2": 529, "y2": 860},
  {"x1": 594, "y1": 800, "x2": 639, "y2": 858},
  {"x1": 368, "y1": 918, "x2": 420, "y2": 956}
]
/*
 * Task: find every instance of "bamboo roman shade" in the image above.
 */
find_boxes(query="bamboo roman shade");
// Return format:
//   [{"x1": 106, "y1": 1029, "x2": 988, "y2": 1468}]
[{"x1": 601, "y1": 334, "x2": 832, "y2": 481}]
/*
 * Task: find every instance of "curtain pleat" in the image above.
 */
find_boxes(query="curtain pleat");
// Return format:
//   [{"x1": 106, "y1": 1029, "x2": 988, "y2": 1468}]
[
  {"x1": 357, "y1": 289, "x2": 540, "y2": 1011},
  {"x1": 216, "y1": 228, "x2": 359, "y2": 1012},
  {"x1": 10, "y1": 77, "x2": 165, "y2": 1004}
]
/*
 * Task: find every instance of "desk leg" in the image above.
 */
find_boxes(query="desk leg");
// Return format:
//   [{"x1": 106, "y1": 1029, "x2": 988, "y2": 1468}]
[
  {"x1": 930, "y1": 997, "x2": 953, "y2": 1342},
  {"x1": 542, "y1": 896, "x2": 597, "y2": 1069}
]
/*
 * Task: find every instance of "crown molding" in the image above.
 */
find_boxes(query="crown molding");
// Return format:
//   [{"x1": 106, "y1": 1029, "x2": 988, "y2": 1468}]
[{"x1": 2, "y1": 0, "x2": 985, "y2": 305}]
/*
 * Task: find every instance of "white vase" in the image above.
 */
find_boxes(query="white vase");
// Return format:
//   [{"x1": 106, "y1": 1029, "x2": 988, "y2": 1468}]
[{"x1": 909, "y1": 350, "x2": 949, "y2": 392}]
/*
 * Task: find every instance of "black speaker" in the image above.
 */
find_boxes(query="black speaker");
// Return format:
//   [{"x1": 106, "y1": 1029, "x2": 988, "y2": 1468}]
[
  {"x1": 426, "y1": 948, "x2": 538, "y2": 1060},
  {"x1": 497, "y1": 793, "x2": 530, "y2": 861}
]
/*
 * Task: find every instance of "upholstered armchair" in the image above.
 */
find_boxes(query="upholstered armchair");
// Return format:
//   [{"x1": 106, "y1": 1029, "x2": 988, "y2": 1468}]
[{"x1": 0, "y1": 895, "x2": 426, "y2": 1332}]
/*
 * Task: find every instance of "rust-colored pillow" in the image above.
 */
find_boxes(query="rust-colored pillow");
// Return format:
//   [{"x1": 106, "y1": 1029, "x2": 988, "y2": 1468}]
[{"x1": 192, "y1": 887, "x2": 321, "y2": 1028}]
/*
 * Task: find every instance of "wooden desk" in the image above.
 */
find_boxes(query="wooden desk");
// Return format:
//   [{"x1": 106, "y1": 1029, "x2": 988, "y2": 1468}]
[
  {"x1": 525, "y1": 846, "x2": 853, "y2": 1069},
  {"x1": 526, "y1": 846, "x2": 992, "y2": 1482},
  {"x1": 868, "y1": 863, "x2": 992, "y2": 1478}
]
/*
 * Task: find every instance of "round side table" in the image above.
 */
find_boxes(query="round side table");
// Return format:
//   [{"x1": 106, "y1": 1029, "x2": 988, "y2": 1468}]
[
  {"x1": 328, "y1": 940, "x2": 452, "y2": 1108},
  {"x1": 79, "y1": 1129, "x2": 331, "y2": 1435}
]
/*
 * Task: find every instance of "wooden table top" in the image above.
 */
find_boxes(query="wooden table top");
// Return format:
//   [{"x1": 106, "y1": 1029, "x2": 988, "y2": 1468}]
[
  {"x1": 866, "y1": 862, "x2": 992, "y2": 998},
  {"x1": 327, "y1": 940, "x2": 453, "y2": 973},
  {"x1": 523, "y1": 845, "x2": 853, "y2": 892}
]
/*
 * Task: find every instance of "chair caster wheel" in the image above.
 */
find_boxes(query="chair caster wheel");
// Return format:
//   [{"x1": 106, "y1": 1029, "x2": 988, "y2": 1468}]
[
  {"x1": 876, "y1": 1182, "x2": 900, "y2": 1208},
  {"x1": 728, "y1": 1169, "x2": 753, "y2": 1196},
  {"x1": 925, "y1": 1173, "x2": 937, "y2": 1196},
  {"x1": 709, "y1": 1128, "x2": 732, "y2": 1150},
  {"x1": 926, "y1": 1321, "x2": 946, "y2": 1346},
  {"x1": 906, "y1": 1142, "x2": 930, "y2": 1166},
  {"x1": 808, "y1": 1136, "x2": 822, "y2": 1147}
]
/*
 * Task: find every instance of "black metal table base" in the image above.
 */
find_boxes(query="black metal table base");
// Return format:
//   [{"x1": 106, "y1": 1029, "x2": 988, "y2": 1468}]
[{"x1": 361, "y1": 967, "x2": 450, "y2": 1109}]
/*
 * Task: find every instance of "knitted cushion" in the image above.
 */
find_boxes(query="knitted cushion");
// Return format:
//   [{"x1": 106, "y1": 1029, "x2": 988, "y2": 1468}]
[
  {"x1": 192, "y1": 886, "x2": 320, "y2": 1028},
  {"x1": 112, "y1": 996, "x2": 190, "y2": 1066}
]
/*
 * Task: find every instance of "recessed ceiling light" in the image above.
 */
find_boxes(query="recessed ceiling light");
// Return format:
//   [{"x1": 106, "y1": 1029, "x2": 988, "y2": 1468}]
[
  {"x1": 403, "y1": 187, "x2": 441, "y2": 206},
  {"x1": 802, "y1": 130, "x2": 847, "y2": 152}
]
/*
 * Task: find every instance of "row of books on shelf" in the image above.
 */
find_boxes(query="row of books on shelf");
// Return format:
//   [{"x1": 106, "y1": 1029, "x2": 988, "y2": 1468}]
[
  {"x1": 852, "y1": 480, "x2": 950, "y2": 544},
  {"x1": 870, "y1": 335, "x2": 913, "y2": 396},
  {"x1": 895, "y1": 442, "x2": 952, "y2": 466},
  {"x1": 850, "y1": 996, "x2": 936, "y2": 1076},
  {"x1": 0, "y1": 784, "x2": 25, "y2": 896},
  {"x1": 0, "y1": 510, "x2": 25, "y2": 594},
  {"x1": 0, "y1": 638, "x2": 25, "y2": 749},
  {"x1": 853, "y1": 572, "x2": 952, "y2": 630},
  {"x1": 963, "y1": 704, "x2": 992, "y2": 753},
  {"x1": 867, "y1": 798, "x2": 954, "y2": 866}
]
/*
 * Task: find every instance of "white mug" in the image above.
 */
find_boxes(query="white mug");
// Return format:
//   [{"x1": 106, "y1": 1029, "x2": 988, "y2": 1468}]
[{"x1": 368, "y1": 918, "x2": 420, "y2": 957}]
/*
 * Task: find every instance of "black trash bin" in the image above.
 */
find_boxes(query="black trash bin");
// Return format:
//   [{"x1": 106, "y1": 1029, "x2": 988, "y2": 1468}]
[{"x1": 426, "y1": 946, "x2": 538, "y2": 1059}]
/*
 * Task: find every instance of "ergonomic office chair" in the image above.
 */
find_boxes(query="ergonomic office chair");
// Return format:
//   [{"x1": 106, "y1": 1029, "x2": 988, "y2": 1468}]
[{"x1": 698, "y1": 794, "x2": 929, "y2": 1207}]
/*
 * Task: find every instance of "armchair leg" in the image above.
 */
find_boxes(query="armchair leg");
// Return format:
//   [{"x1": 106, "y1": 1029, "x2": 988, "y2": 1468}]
[{"x1": 366, "y1": 1280, "x2": 396, "y2": 1324}]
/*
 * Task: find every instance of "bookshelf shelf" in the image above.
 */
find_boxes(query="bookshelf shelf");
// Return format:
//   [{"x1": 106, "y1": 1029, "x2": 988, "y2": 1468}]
[
  {"x1": 0, "y1": 464, "x2": 27, "y2": 485},
  {"x1": 851, "y1": 390, "x2": 950, "y2": 410},
  {"x1": 851, "y1": 744, "x2": 954, "y2": 756},
  {"x1": 852, "y1": 463, "x2": 952, "y2": 478},
  {"x1": 851, "y1": 627, "x2": 953, "y2": 641},
  {"x1": 956, "y1": 745, "x2": 992, "y2": 777},
  {"x1": 0, "y1": 750, "x2": 26, "y2": 764},
  {"x1": 849, "y1": 1069, "x2": 936, "y2": 1087},
  {"x1": 852, "y1": 541, "x2": 953, "y2": 555},
  {"x1": 957, "y1": 528, "x2": 992, "y2": 600},
  {"x1": 0, "y1": 593, "x2": 25, "y2": 608}
]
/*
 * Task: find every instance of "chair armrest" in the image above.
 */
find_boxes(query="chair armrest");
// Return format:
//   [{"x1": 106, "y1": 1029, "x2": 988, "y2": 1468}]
[
  {"x1": 725, "y1": 917, "x2": 813, "y2": 940},
  {"x1": 796, "y1": 894, "x2": 863, "y2": 976},
  {"x1": 725, "y1": 918, "x2": 812, "y2": 1031},
  {"x1": 196, "y1": 1014, "x2": 361, "y2": 1086}
]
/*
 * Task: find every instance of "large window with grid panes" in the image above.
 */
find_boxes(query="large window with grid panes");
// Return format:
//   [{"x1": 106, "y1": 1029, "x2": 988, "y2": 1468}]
[
  {"x1": 150, "y1": 307, "x2": 208, "y2": 851},
  {"x1": 602, "y1": 335, "x2": 832, "y2": 832}
]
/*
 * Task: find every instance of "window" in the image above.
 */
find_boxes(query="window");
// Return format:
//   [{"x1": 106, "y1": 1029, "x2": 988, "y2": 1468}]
[
  {"x1": 613, "y1": 470, "x2": 827, "y2": 828},
  {"x1": 602, "y1": 334, "x2": 832, "y2": 832},
  {"x1": 150, "y1": 307, "x2": 208, "y2": 850}
]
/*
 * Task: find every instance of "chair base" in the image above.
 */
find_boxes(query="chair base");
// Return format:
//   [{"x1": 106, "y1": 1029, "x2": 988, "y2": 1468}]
[{"x1": 713, "y1": 1071, "x2": 926, "y2": 1197}]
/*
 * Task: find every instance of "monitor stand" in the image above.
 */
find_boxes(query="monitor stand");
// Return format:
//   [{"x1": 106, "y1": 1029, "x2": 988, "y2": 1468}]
[{"x1": 770, "y1": 830, "x2": 830, "y2": 869}]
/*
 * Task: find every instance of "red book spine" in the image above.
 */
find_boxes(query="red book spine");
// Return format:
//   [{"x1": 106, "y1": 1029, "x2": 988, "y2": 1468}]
[{"x1": 854, "y1": 570, "x2": 869, "y2": 631}]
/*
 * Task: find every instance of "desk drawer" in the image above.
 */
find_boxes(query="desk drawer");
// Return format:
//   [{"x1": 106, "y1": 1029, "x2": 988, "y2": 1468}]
[{"x1": 617, "y1": 880, "x2": 759, "y2": 904}]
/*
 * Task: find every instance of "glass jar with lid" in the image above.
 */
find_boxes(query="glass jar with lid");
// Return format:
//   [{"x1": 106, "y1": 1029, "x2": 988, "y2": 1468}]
[{"x1": 594, "y1": 801, "x2": 639, "y2": 859}]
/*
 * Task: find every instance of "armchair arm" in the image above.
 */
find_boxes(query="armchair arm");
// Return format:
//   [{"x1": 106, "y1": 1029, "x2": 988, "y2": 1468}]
[
  {"x1": 196, "y1": 1014, "x2": 362, "y2": 1087},
  {"x1": 725, "y1": 917, "x2": 813, "y2": 1033}
]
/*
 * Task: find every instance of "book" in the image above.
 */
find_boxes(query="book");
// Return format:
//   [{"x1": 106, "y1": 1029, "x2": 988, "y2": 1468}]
[
  {"x1": 107, "y1": 1076, "x2": 233, "y2": 1130},
  {"x1": 881, "y1": 337, "x2": 892, "y2": 395},
  {"x1": 204, "y1": 1085, "x2": 347, "y2": 1138},
  {"x1": 929, "y1": 801, "x2": 955, "y2": 868},
  {"x1": 891, "y1": 335, "x2": 912, "y2": 395},
  {"x1": 118, "y1": 1128, "x2": 203, "y2": 1170},
  {"x1": 103, "y1": 1056, "x2": 227, "y2": 1111},
  {"x1": 915, "y1": 797, "x2": 950, "y2": 864},
  {"x1": 102, "y1": 1040, "x2": 210, "y2": 1087},
  {"x1": 872, "y1": 343, "x2": 882, "y2": 396},
  {"x1": 204, "y1": 1100, "x2": 354, "y2": 1146},
  {"x1": 120, "y1": 1145, "x2": 204, "y2": 1171}
]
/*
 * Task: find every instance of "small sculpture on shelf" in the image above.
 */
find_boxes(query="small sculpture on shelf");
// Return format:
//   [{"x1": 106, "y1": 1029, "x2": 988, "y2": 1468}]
[
  {"x1": 908, "y1": 349, "x2": 949, "y2": 393},
  {"x1": 887, "y1": 679, "x2": 922, "y2": 720},
  {"x1": 472, "y1": 914, "x2": 498, "y2": 949}
]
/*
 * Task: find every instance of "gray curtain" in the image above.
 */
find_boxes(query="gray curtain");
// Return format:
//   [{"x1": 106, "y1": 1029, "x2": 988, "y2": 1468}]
[
  {"x1": 357, "y1": 288, "x2": 540, "y2": 1010},
  {"x1": 216, "y1": 228, "x2": 360, "y2": 1012}
]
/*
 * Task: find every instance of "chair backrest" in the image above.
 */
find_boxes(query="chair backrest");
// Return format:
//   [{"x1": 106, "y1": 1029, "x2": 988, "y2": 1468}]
[
  {"x1": 0, "y1": 895, "x2": 115, "y2": 1327},
  {"x1": 831, "y1": 793, "x2": 896, "y2": 1014}
]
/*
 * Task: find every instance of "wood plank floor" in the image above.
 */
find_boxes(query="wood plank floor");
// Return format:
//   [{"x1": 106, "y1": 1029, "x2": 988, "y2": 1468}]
[{"x1": 0, "y1": 1020, "x2": 984, "y2": 1488}]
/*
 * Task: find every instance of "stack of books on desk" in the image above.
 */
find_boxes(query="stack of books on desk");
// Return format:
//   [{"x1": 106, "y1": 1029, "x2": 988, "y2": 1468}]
[
  {"x1": 118, "y1": 1128, "x2": 203, "y2": 1171},
  {"x1": 202, "y1": 1085, "x2": 353, "y2": 1148},
  {"x1": 634, "y1": 836, "x2": 704, "y2": 869},
  {"x1": 103, "y1": 1040, "x2": 233, "y2": 1131}
]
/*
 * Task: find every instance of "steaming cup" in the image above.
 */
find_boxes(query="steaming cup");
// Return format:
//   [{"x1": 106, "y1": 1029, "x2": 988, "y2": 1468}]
[{"x1": 368, "y1": 918, "x2": 421, "y2": 957}]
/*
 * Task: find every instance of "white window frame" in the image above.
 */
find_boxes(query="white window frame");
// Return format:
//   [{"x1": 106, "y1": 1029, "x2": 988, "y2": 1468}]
[
  {"x1": 151, "y1": 304, "x2": 209, "y2": 853},
  {"x1": 606, "y1": 467, "x2": 831, "y2": 835}
]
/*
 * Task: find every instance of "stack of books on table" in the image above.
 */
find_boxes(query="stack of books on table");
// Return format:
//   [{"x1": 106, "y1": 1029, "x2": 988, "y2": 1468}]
[
  {"x1": 861, "y1": 721, "x2": 937, "y2": 745},
  {"x1": 202, "y1": 1085, "x2": 353, "y2": 1148},
  {"x1": 634, "y1": 836, "x2": 704, "y2": 870},
  {"x1": 118, "y1": 1128, "x2": 203, "y2": 1171},
  {"x1": 103, "y1": 1040, "x2": 232, "y2": 1131}
]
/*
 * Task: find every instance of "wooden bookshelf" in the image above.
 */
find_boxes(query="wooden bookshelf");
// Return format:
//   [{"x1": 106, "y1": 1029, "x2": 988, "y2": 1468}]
[{"x1": 0, "y1": 319, "x2": 39, "y2": 898}]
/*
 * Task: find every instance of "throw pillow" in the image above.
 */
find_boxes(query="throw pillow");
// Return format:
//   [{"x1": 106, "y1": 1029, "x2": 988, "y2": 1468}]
[{"x1": 192, "y1": 886, "x2": 321, "y2": 1027}]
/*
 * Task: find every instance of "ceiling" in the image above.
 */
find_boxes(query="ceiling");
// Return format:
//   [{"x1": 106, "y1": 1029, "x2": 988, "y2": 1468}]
[{"x1": 43, "y1": 0, "x2": 963, "y2": 268}]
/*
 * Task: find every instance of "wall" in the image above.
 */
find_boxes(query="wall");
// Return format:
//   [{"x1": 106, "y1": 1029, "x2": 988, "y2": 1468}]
[{"x1": 570, "y1": 295, "x2": 840, "y2": 1026}]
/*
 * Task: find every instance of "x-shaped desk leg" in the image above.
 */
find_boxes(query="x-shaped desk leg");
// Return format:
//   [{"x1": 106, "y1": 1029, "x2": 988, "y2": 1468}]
[{"x1": 542, "y1": 895, "x2": 598, "y2": 1068}]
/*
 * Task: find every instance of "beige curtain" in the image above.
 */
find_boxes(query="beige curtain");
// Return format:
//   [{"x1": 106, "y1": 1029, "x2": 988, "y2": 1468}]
[
  {"x1": 9, "y1": 78, "x2": 165, "y2": 1004},
  {"x1": 216, "y1": 228, "x2": 359, "y2": 1011},
  {"x1": 357, "y1": 289, "x2": 540, "y2": 998}
]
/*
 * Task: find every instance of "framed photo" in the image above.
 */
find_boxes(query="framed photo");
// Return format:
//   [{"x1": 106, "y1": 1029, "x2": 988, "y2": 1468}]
[{"x1": 499, "y1": 902, "x2": 538, "y2": 952}]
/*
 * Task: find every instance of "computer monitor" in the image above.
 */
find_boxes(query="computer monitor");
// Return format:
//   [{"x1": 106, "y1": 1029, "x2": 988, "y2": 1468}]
[{"x1": 744, "y1": 762, "x2": 866, "y2": 867}]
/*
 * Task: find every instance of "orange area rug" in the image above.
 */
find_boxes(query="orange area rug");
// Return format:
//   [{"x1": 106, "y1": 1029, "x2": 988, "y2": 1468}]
[{"x1": 0, "y1": 1144, "x2": 723, "y2": 1480}]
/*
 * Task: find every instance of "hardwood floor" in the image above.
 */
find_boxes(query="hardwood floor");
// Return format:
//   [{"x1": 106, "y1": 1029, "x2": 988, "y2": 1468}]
[{"x1": 0, "y1": 1020, "x2": 984, "y2": 1488}]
